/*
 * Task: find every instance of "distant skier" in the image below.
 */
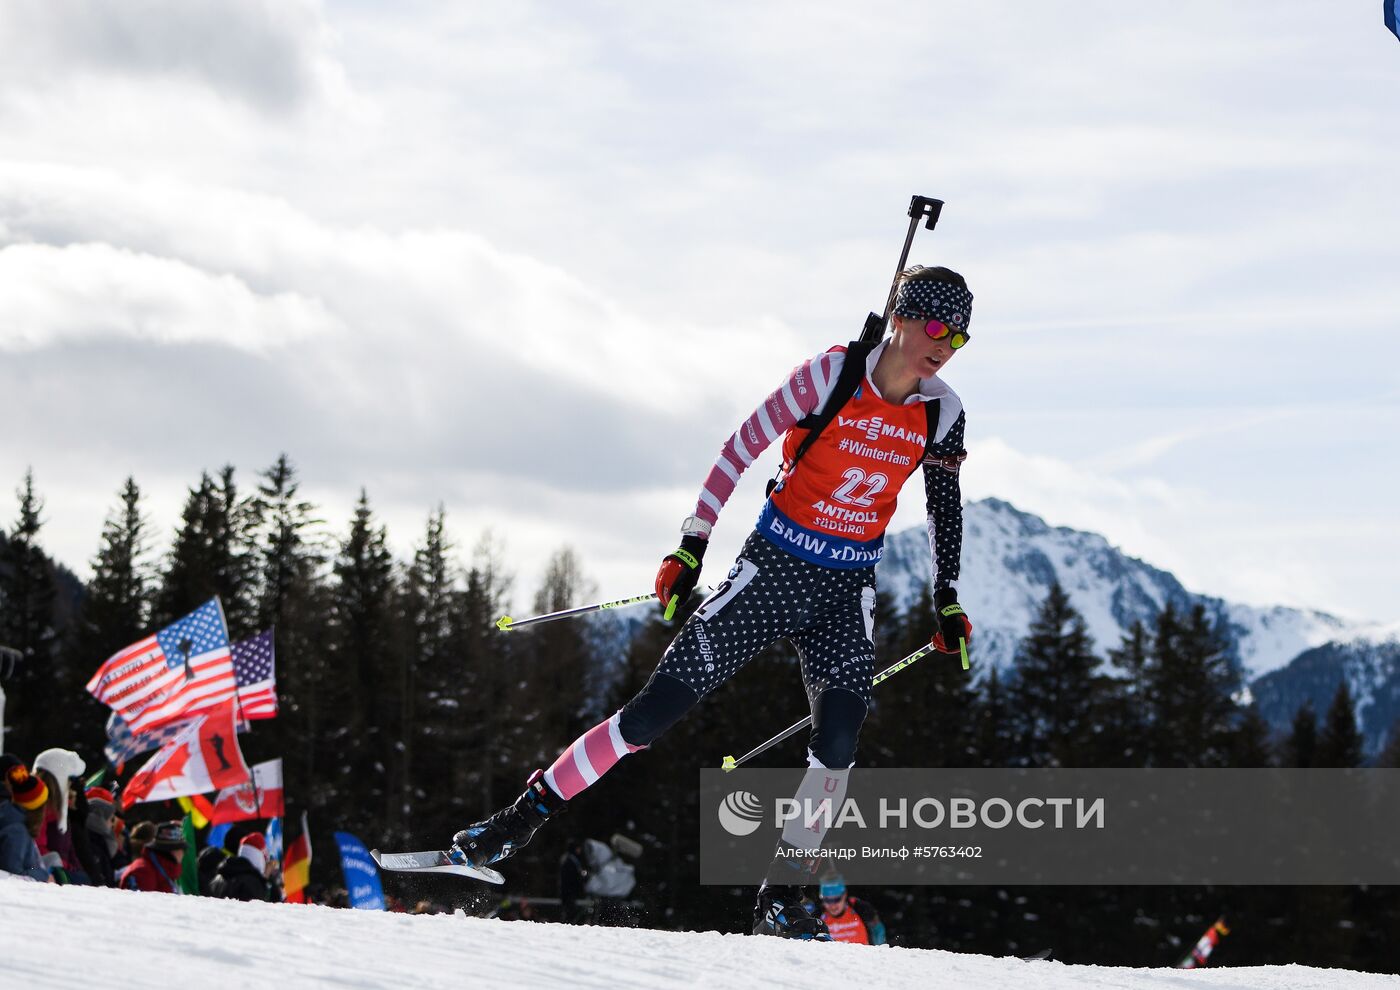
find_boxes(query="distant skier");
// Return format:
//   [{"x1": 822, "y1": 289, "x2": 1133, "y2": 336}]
[
  {"x1": 815, "y1": 876, "x2": 887, "y2": 945},
  {"x1": 452, "y1": 265, "x2": 975, "y2": 939}
]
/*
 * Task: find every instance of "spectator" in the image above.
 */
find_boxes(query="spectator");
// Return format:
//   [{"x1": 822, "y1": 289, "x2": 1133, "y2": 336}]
[
  {"x1": 119, "y1": 820, "x2": 186, "y2": 893},
  {"x1": 197, "y1": 844, "x2": 230, "y2": 896},
  {"x1": 816, "y1": 876, "x2": 887, "y2": 946},
  {"x1": 558, "y1": 838, "x2": 589, "y2": 924},
  {"x1": 32, "y1": 749, "x2": 87, "y2": 883},
  {"x1": 32, "y1": 768, "x2": 80, "y2": 882},
  {"x1": 83, "y1": 787, "x2": 122, "y2": 887},
  {"x1": 210, "y1": 832, "x2": 272, "y2": 902},
  {"x1": 67, "y1": 781, "x2": 102, "y2": 884},
  {"x1": 32, "y1": 749, "x2": 85, "y2": 834},
  {"x1": 1, "y1": 761, "x2": 48, "y2": 880},
  {"x1": 127, "y1": 820, "x2": 156, "y2": 862}
]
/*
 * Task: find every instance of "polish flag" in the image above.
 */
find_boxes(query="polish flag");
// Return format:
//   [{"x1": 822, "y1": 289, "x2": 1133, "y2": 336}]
[{"x1": 121, "y1": 700, "x2": 250, "y2": 809}]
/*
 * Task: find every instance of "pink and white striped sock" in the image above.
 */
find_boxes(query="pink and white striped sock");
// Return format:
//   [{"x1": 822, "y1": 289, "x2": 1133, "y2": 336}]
[{"x1": 542, "y1": 711, "x2": 646, "y2": 801}]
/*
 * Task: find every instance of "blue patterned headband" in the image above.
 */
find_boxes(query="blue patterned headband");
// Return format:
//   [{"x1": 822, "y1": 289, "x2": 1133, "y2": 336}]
[{"x1": 892, "y1": 271, "x2": 973, "y2": 330}]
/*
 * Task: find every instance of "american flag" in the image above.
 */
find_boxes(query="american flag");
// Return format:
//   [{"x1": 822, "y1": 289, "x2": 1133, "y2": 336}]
[
  {"x1": 105, "y1": 709, "x2": 253, "y2": 768},
  {"x1": 86, "y1": 598, "x2": 235, "y2": 734},
  {"x1": 104, "y1": 711, "x2": 190, "y2": 767},
  {"x1": 232, "y1": 629, "x2": 278, "y2": 719}
]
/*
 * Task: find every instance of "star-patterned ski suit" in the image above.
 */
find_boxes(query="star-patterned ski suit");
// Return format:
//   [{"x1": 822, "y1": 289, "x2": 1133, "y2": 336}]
[{"x1": 541, "y1": 339, "x2": 966, "y2": 803}]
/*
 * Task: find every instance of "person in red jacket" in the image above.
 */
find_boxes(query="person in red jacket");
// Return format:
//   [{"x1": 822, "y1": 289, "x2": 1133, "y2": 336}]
[
  {"x1": 119, "y1": 820, "x2": 186, "y2": 893},
  {"x1": 817, "y1": 876, "x2": 886, "y2": 945}
]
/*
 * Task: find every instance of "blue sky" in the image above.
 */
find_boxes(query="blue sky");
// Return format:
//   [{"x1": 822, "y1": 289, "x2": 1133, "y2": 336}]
[{"x1": 1, "y1": 1, "x2": 1397, "y2": 622}]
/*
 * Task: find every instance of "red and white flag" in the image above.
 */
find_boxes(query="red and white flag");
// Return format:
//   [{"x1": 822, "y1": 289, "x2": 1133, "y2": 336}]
[
  {"x1": 87, "y1": 599, "x2": 237, "y2": 733},
  {"x1": 121, "y1": 700, "x2": 250, "y2": 809},
  {"x1": 208, "y1": 758, "x2": 284, "y2": 823}
]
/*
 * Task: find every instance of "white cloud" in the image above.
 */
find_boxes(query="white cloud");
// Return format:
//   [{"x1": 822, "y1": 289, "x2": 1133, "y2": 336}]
[
  {"x1": 0, "y1": 0, "x2": 347, "y2": 112},
  {"x1": 0, "y1": 242, "x2": 342, "y2": 352}
]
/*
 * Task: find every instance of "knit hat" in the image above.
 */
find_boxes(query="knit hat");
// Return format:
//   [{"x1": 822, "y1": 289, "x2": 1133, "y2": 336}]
[
  {"x1": 85, "y1": 787, "x2": 117, "y2": 816},
  {"x1": 151, "y1": 820, "x2": 186, "y2": 852},
  {"x1": 6, "y1": 763, "x2": 49, "y2": 811},
  {"x1": 239, "y1": 833, "x2": 267, "y2": 873},
  {"x1": 32, "y1": 748, "x2": 86, "y2": 833},
  {"x1": 129, "y1": 820, "x2": 157, "y2": 850}
]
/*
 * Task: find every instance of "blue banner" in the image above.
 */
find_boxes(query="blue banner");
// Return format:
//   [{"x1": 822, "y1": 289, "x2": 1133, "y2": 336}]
[
  {"x1": 206, "y1": 822, "x2": 233, "y2": 851},
  {"x1": 334, "y1": 831, "x2": 386, "y2": 910},
  {"x1": 265, "y1": 817, "x2": 283, "y2": 863},
  {"x1": 1388, "y1": 0, "x2": 1399, "y2": 42}
]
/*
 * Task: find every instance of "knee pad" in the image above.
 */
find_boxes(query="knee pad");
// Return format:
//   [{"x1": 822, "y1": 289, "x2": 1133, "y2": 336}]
[
  {"x1": 617, "y1": 671, "x2": 700, "y2": 748},
  {"x1": 807, "y1": 688, "x2": 868, "y2": 769}
]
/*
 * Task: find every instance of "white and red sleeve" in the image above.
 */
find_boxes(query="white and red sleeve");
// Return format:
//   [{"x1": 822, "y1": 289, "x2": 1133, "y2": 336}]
[{"x1": 688, "y1": 347, "x2": 846, "y2": 534}]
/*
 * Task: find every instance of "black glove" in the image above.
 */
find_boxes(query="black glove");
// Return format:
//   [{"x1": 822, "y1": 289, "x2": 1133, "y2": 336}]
[
  {"x1": 931, "y1": 587, "x2": 972, "y2": 668},
  {"x1": 655, "y1": 535, "x2": 708, "y2": 621}
]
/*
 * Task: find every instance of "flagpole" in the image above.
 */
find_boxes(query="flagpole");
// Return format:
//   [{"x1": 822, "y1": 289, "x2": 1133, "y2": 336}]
[{"x1": 232, "y1": 656, "x2": 262, "y2": 814}]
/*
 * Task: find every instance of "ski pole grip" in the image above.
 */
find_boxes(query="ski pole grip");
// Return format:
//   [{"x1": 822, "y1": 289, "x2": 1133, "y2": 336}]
[{"x1": 909, "y1": 195, "x2": 944, "y2": 229}]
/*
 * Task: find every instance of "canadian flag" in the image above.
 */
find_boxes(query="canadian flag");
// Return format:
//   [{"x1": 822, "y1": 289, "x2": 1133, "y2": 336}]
[
  {"x1": 121, "y1": 699, "x2": 250, "y2": 809},
  {"x1": 208, "y1": 759, "x2": 285, "y2": 824}
]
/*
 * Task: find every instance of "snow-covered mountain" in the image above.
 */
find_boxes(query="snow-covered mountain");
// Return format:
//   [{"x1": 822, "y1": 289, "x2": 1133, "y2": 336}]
[
  {"x1": 877, "y1": 497, "x2": 1384, "y2": 678},
  {"x1": 876, "y1": 498, "x2": 1400, "y2": 749}
]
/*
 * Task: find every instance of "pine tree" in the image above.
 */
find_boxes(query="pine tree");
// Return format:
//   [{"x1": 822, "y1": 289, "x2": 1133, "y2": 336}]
[
  {"x1": 512, "y1": 548, "x2": 596, "y2": 771},
  {"x1": 1315, "y1": 682, "x2": 1364, "y2": 768},
  {"x1": 72, "y1": 478, "x2": 153, "y2": 660},
  {"x1": 1102, "y1": 621, "x2": 1152, "y2": 765},
  {"x1": 1007, "y1": 582, "x2": 1103, "y2": 767},
  {"x1": 1378, "y1": 717, "x2": 1400, "y2": 768},
  {"x1": 155, "y1": 467, "x2": 259, "y2": 634},
  {"x1": 454, "y1": 531, "x2": 515, "y2": 812},
  {"x1": 1285, "y1": 703, "x2": 1318, "y2": 768},
  {"x1": 60, "y1": 477, "x2": 155, "y2": 752},
  {"x1": 396, "y1": 506, "x2": 456, "y2": 842},
  {"x1": 1, "y1": 470, "x2": 58, "y2": 664},
  {"x1": 975, "y1": 666, "x2": 1014, "y2": 768},
  {"x1": 0, "y1": 470, "x2": 62, "y2": 749},
  {"x1": 870, "y1": 585, "x2": 978, "y2": 767},
  {"x1": 328, "y1": 491, "x2": 399, "y2": 836},
  {"x1": 1143, "y1": 604, "x2": 1239, "y2": 767},
  {"x1": 1230, "y1": 704, "x2": 1276, "y2": 767},
  {"x1": 249, "y1": 455, "x2": 327, "y2": 826}
]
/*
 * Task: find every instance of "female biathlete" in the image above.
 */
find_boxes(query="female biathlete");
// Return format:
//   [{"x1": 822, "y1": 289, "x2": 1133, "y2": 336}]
[{"x1": 452, "y1": 265, "x2": 976, "y2": 938}]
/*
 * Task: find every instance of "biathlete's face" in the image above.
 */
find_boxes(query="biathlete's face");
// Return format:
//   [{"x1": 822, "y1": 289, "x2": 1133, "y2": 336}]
[
  {"x1": 821, "y1": 891, "x2": 849, "y2": 916},
  {"x1": 892, "y1": 314, "x2": 961, "y2": 379}
]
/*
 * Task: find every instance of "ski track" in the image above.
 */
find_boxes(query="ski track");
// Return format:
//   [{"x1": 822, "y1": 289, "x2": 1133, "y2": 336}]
[{"x1": 3, "y1": 880, "x2": 1397, "y2": 990}]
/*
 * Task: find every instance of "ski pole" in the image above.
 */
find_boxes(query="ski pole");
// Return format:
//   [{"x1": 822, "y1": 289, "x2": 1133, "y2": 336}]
[
  {"x1": 858, "y1": 194, "x2": 945, "y2": 346},
  {"x1": 720, "y1": 639, "x2": 963, "y2": 771},
  {"x1": 495, "y1": 593, "x2": 657, "y2": 632}
]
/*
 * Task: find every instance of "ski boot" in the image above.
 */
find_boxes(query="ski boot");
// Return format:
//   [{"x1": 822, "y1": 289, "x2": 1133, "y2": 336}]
[
  {"x1": 752, "y1": 883, "x2": 831, "y2": 941},
  {"x1": 451, "y1": 770, "x2": 567, "y2": 868}
]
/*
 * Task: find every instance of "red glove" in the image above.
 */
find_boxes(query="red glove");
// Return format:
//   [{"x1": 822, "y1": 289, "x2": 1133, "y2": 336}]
[
  {"x1": 931, "y1": 587, "x2": 972, "y2": 668},
  {"x1": 655, "y1": 535, "x2": 708, "y2": 621}
]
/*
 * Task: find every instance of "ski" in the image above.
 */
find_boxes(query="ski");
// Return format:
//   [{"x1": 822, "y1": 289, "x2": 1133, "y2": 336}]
[{"x1": 370, "y1": 848, "x2": 505, "y2": 885}]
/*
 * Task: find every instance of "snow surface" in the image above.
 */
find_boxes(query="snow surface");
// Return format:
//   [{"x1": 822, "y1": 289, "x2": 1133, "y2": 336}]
[{"x1": 4, "y1": 879, "x2": 1395, "y2": 990}]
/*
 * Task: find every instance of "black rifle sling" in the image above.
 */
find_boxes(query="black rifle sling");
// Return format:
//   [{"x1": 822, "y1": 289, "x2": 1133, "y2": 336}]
[
  {"x1": 766, "y1": 340, "x2": 875, "y2": 497},
  {"x1": 766, "y1": 341, "x2": 956, "y2": 496}
]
